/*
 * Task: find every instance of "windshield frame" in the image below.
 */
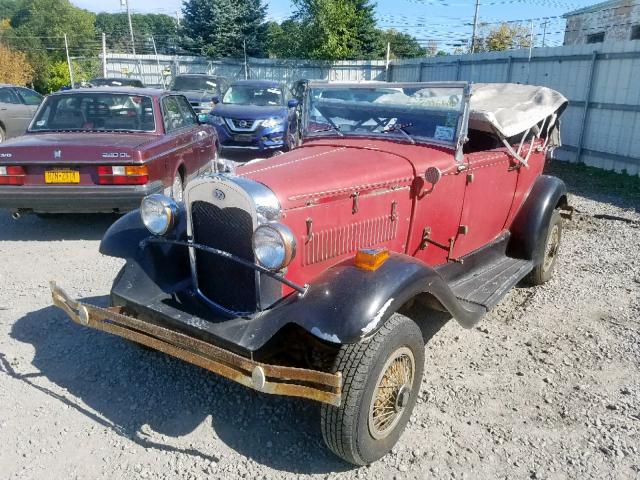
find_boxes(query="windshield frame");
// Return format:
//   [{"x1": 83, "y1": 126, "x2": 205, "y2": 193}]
[
  {"x1": 28, "y1": 92, "x2": 158, "y2": 134},
  {"x1": 302, "y1": 81, "x2": 471, "y2": 160}
]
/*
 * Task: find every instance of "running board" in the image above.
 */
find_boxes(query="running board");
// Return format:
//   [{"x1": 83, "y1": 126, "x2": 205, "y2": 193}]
[{"x1": 449, "y1": 256, "x2": 533, "y2": 309}]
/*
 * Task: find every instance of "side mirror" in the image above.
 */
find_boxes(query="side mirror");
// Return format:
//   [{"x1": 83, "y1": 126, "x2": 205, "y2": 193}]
[
  {"x1": 197, "y1": 113, "x2": 210, "y2": 124},
  {"x1": 211, "y1": 96, "x2": 220, "y2": 105},
  {"x1": 287, "y1": 99, "x2": 299, "y2": 109}
]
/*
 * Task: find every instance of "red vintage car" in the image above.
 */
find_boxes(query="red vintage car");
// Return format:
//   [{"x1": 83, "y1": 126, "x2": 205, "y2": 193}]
[
  {"x1": 0, "y1": 88, "x2": 218, "y2": 216},
  {"x1": 51, "y1": 82, "x2": 572, "y2": 465}
]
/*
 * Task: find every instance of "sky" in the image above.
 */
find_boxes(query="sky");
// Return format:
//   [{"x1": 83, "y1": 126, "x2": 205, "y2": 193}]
[{"x1": 72, "y1": 0, "x2": 602, "y2": 49}]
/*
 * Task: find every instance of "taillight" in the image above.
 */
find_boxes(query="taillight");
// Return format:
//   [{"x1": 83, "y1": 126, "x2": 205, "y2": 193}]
[
  {"x1": 0, "y1": 166, "x2": 25, "y2": 185},
  {"x1": 98, "y1": 165, "x2": 149, "y2": 185}
]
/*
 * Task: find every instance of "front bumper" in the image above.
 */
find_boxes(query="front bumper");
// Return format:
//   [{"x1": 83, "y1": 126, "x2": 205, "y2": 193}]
[
  {"x1": 214, "y1": 124, "x2": 286, "y2": 152},
  {"x1": 50, "y1": 282, "x2": 342, "y2": 406},
  {"x1": 0, "y1": 181, "x2": 164, "y2": 213}
]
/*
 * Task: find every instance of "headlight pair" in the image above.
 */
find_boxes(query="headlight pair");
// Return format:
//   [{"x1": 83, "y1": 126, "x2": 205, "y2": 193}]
[{"x1": 141, "y1": 194, "x2": 295, "y2": 272}]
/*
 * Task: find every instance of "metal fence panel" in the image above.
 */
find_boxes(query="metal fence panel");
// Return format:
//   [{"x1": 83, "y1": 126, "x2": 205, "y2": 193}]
[{"x1": 105, "y1": 42, "x2": 640, "y2": 175}]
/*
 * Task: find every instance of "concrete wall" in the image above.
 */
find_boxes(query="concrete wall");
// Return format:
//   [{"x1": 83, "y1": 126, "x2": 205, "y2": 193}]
[{"x1": 564, "y1": 1, "x2": 640, "y2": 45}]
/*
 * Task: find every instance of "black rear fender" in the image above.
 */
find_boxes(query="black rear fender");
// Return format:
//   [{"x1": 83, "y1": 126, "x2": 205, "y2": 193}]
[{"x1": 508, "y1": 175, "x2": 569, "y2": 263}]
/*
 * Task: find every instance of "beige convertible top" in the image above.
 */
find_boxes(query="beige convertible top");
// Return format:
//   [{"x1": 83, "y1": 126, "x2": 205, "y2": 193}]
[{"x1": 469, "y1": 83, "x2": 568, "y2": 138}]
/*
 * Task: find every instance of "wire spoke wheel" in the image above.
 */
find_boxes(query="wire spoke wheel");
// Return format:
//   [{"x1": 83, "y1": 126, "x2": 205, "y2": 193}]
[
  {"x1": 368, "y1": 346, "x2": 415, "y2": 440},
  {"x1": 543, "y1": 223, "x2": 560, "y2": 272}
]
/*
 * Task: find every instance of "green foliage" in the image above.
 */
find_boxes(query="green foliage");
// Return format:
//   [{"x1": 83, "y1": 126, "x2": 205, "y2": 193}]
[
  {"x1": 181, "y1": 0, "x2": 267, "y2": 57},
  {"x1": 265, "y1": 20, "x2": 307, "y2": 58},
  {"x1": 0, "y1": 0, "x2": 21, "y2": 20},
  {"x1": 40, "y1": 58, "x2": 99, "y2": 92},
  {"x1": 476, "y1": 23, "x2": 533, "y2": 52},
  {"x1": 292, "y1": 0, "x2": 383, "y2": 60},
  {"x1": 381, "y1": 29, "x2": 426, "y2": 59}
]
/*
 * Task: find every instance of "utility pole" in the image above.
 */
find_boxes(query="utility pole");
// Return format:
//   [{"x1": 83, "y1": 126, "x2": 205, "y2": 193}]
[
  {"x1": 470, "y1": 0, "x2": 480, "y2": 53},
  {"x1": 243, "y1": 38, "x2": 248, "y2": 80},
  {"x1": 151, "y1": 36, "x2": 166, "y2": 89},
  {"x1": 122, "y1": 0, "x2": 141, "y2": 76},
  {"x1": 102, "y1": 32, "x2": 107, "y2": 77},
  {"x1": 541, "y1": 19, "x2": 548, "y2": 47},
  {"x1": 64, "y1": 34, "x2": 75, "y2": 88},
  {"x1": 385, "y1": 41, "x2": 391, "y2": 82}
]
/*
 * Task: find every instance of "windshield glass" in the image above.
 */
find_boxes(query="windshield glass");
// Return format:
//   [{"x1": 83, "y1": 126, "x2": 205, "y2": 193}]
[
  {"x1": 222, "y1": 85, "x2": 283, "y2": 106},
  {"x1": 171, "y1": 76, "x2": 219, "y2": 93},
  {"x1": 305, "y1": 85, "x2": 466, "y2": 146},
  {"x1": 30, "y1": 93, "x2": 156, "y2": 133},
  {"x1": 91, "y1": 78, "x2": 143, "y2": 87}
]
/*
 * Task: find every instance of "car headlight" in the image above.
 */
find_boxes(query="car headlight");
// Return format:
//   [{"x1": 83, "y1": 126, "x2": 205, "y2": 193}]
[
  {"x1": 210, "y1": 115, "x2": 224, "y2": 126},
  {"x1": 140, "y1": 194, "x2": 179, "y2": 236},
  {"x1": 252, "y1": 223, "x2": 296, "y2": 271},
  {"x1": 261, "y1": 117, "x2": 285, "y2": 129}
]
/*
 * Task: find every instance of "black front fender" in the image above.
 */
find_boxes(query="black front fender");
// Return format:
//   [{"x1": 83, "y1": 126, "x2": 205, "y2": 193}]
[{"x1": 263, "y1": 253, "x2": 486, "y2": 345}]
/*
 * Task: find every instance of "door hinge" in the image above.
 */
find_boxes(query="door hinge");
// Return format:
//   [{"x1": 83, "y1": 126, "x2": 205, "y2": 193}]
[
  {"x1": 351, "y1": 192, "x2": 360, "y2": 214},
  {"x1": 391, "y1": 200, "x2": 398, "y2": 221}
]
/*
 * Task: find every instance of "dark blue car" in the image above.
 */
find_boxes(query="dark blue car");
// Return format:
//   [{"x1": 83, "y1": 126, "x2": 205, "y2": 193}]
[{"x1": 208, "y1": 80, "x2": 299, "y2": 155}]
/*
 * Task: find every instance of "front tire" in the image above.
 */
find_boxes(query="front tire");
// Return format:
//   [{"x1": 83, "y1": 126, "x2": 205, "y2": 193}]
[
  {"x1": 321, "y1": 313, "x2": 424, "y2": 465},
  {"x1": 0, "y1": 126, "x2": 5, "y2": 144},
  {"x1": 524, "y1": 209, "x2": 563, "y2": 286}
]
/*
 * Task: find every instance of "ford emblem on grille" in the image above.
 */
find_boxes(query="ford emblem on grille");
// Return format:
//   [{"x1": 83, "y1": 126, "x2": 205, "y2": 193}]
[{"x1": 213, "y1": 188, "x2": 226, "y2": 201}]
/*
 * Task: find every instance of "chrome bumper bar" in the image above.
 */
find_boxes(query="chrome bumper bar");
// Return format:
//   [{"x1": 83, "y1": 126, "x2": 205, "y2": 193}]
[{"x1": 50, "y1": 282, "x2": 342, "y2": 406}]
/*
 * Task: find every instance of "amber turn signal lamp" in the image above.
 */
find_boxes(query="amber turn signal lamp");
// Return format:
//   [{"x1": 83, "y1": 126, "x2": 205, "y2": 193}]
[{"x1": 354, "y1": 248, "x2": 390, "y2": 271}]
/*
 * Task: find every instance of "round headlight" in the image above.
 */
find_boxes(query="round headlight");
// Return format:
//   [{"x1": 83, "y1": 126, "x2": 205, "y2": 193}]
[
  {"x1": 252, "y1": 223, "x2": 296, "y2": 271},
  {"x1": 140, "y1": 194, "x2": 178, "y2": 236}
]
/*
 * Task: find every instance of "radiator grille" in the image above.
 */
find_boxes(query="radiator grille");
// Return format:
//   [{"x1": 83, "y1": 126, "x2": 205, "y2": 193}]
[{"x1": 191, "y1": 201, "x2": 256, "y2": 313}]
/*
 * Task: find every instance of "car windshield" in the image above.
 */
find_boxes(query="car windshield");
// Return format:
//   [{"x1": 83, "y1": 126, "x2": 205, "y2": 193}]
[
  {"x1": 171, "y1": 76, "x2": 219, "y2": 92},
  {"x1": 91, "y1": 78, "x2": 143, "y2": 87},
  {"x1": 305, "y1": 85, "x2": 467, "y2": 146},
  {"x1": 222, "y1": 85, "x2": 283, "y2": 106},
  {"x1": 29, "y1": 92, "x2": 156, "y2": 133}
]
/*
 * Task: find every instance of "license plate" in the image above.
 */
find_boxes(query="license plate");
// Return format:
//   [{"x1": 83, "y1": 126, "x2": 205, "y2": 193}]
[
  {"x1": 234, "y1": 134, "x2": 254, "y2": 143},
  {"x1": 45, "y1": 170, "x2": 80, "y2": 184}
]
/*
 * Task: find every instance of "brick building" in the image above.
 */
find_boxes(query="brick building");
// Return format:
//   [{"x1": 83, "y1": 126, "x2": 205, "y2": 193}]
[{"x1": 563, "y1": 0, "x2": 640, "y2": 45}]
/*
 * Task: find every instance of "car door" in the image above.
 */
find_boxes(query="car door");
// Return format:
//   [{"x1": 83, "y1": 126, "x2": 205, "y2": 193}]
[
  {"x1": 161, "y1": 95, "x2": 199, "y2": 186},
  {"x1": 0, "y1": 87, "x2": 33, "y2": 138},
  {"x1": 175, "y1": 94, "x2": 215, "y2": 176},
  {"x1": 452, "y1": 144, "x2": 519, "y2": 257}
]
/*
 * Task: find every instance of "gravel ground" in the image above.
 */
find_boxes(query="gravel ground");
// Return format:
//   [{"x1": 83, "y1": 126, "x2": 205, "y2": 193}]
[{"x1": 0, "y1": 162, "x2": 639, "y2": 480}]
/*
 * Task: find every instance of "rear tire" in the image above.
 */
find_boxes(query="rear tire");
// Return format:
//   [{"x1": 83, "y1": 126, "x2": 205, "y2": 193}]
[
  {"x1": 320, "y1": 313, "x2": 424, "y2": 465},
  {"x1": 524, "y1": 209, "x2": 563, "y2": 286}
]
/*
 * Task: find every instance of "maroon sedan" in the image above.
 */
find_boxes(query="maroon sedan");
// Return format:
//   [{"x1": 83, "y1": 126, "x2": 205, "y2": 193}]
[{"x1": 0, "y1": 88, "x2": 218, "y2": 216}]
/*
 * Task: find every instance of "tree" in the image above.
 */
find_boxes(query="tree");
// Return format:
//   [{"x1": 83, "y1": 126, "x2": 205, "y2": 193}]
[
  {"x1": 292, "y1": 0, "x2": 384, "y2": 60},
  {"x1": 380, "y1": 29, "x2": 426, "y2": 59},
  {"x1": 181, "y1": 0, "x2": 267, "y2": 57},
  {"x1": 478, "y1": 23, "x2": 533, "y2": 52},
  {"x1": 96, "y1": 12, "x2": 177, "y2": 53},
  {"x1": 0, "y1": 0, "x2": 21, "y2": 20},
  {"x1": 265, "y1": 19, "x2": 306, "y2": 58},
  {"x1": 8, "y1": 0, "x2": 96, "y2": 90},
  {"x1": 0, "y1": 43, "x2": 33, "y2": 85}
]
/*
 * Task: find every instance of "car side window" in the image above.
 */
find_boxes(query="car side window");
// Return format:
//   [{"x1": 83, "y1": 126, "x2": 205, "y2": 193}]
[
  {"x1": 0, "y1": 88, "x2": 21, "y2": 104},
  {"x1": 16, "y1": 88, "x2": 43, "y2": 106},
  {"x1": 162, "y1": 96, "x2": 188, "y2": 132},
  {"x1": 175, "y1": 96, "x2": 198, "y2": 127}
]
